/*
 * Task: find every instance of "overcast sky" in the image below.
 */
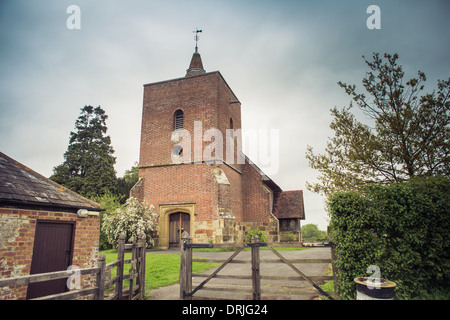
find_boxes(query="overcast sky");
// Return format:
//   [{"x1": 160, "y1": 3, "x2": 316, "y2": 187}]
[{"x1": 1, "y1": 0, "x2": 449, "y2": 230}]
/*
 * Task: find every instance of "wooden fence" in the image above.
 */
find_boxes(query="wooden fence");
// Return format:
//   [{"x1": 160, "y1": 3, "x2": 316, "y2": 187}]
[
  {"x1": 105, "y1": 233, "x2": 146, "y2": 300},
  {"x1": 179, "y1": 232, "x2": 338, "y2": 300},
  {"x1": 0, "y1": 233, "x2": 146, "y2": 300}
]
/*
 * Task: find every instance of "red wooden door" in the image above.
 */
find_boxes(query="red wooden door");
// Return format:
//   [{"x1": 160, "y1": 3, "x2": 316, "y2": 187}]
[{"x1": 26, "y1": 221, "x2": 74, "y2": 299}]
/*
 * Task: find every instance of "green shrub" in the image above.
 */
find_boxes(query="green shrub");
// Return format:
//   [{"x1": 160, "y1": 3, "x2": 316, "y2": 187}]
[
  {"x1": 328, "y1": 177, "x2": 450, "y2": 299},
  {"x1": 245, "y1": 229, "x2": 268, "y2": 243},
  {"x1": 284, "y1": 232, "x2": 299, "y2": 242}
]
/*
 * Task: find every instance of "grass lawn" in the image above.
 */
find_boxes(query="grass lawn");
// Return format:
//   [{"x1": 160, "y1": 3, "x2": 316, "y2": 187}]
[{"x1": 101, "y1": 250, "x2": 220, "y2": 298}]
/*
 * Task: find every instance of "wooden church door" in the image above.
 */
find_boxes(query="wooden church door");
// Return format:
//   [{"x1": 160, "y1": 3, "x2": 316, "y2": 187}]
[{"x1": 169, "y1": 212, "x2": 190, "y2": 246}]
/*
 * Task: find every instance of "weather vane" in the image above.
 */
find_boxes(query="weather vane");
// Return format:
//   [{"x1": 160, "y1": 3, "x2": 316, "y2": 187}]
[{"x1": 193, "y1": 28, "x2": 202, "y2": 52}]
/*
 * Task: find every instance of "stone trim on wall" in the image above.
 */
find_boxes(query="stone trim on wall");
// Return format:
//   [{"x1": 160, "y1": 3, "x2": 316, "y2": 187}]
[{"x1": 184, "y1": 217, "x2": 280, "y2": 246}]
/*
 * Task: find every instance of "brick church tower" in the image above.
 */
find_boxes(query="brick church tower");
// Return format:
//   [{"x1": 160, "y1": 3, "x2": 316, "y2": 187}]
[{"x1": 132, "y1": 46, "x2": 305, "y2": 248}]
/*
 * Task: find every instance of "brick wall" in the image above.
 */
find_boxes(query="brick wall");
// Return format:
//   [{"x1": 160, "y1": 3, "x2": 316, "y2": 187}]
[
  {"x1": 139, "y1": 72, "x2": 241, "y2": 167},
  {"x1": 242, "y1": 162, "x2": 273, "y2": 223},
  {"x1": 220, "y1": 164, "x2": 243, "y2": 222},
  {"x1": 0, "y1": 208, "x2": 100, "y2": 300},
  {"x1": 138, "y1": 163, "x2": 218, "y2": 221},
  {"x1": 141, "y1": 73, "x2": 230, "y2": 166}
]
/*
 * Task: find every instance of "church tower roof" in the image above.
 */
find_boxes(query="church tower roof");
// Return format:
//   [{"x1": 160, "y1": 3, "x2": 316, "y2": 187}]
[
  {"x1": 186, "y1": 29, "x2": 206, "y2": 77},
  {"x1": 186, "y1": 51, "x2": 205, "y2": 77}
]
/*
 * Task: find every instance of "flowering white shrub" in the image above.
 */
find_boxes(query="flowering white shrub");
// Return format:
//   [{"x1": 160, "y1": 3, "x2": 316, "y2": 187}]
[{"x1": 102, "y1": 197, "x2": 158, "y2": 247}]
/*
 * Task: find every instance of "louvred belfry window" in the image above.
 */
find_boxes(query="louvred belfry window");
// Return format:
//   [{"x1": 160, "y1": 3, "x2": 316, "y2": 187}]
[{"x1": 174, "y1": 109, "x2": 184, "y2": 130}]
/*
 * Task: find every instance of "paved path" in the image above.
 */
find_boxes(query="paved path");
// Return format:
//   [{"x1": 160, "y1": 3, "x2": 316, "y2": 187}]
[{"x1": 147, "y1": 247, "x2": 333, "y2": 300}]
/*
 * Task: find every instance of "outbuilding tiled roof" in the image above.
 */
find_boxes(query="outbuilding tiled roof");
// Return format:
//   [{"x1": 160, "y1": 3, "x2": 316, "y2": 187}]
[
  {"x1": 0, "y1": 151, "x2": 101, "y2": 211},
  {"x1": 273, "y1": 190, "x2": 305, "y2": 220}
]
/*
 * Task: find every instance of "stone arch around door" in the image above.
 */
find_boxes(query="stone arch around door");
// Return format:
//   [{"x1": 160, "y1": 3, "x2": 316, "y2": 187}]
[{"x1": 158, "y1": 203, "x2": 195, "y2": 249}]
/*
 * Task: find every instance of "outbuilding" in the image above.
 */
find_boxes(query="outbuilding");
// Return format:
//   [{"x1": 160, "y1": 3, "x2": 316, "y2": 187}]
[{"x1": 0, "y1": 151, "x2": 101, "y2": 299}]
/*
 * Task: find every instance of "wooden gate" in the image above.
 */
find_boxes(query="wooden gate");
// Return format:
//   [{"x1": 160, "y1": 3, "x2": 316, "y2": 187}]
[{"x1": 179, "y1": 232, "x2": 337, "y2": 300}]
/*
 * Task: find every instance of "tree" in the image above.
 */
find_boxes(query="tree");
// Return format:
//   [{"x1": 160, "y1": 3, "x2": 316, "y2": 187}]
[
  {"x1": 301, "y1": 224, "x2": 327, "y2": 241},
  {"x1": 91, "y1": 192, "x2": 122, "y2": 250},
  {"x1": 51, "y1": 105, "x2": 117, "y2": 198},
  {"x1": 306, "y1": 53, "x2": 449, "y2": 195},
  {"x1": 117, "y1": 162, "x2": 139, "y2": 203}
]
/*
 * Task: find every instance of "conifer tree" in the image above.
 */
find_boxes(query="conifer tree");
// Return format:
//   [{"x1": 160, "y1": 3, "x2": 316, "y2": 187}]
[{"x1": 51, "y1": 105, "x2": 117, "y2": 198}]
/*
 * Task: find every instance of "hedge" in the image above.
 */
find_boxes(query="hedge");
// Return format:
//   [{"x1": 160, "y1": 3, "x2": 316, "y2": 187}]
[{"x1": 328, "y1": 177, "x2": 450, "y2": 299}]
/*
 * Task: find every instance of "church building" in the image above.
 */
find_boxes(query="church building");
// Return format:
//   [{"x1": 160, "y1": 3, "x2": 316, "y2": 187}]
[{"x1": 131, "y1": 44, "x2": 305, "y2": 248}]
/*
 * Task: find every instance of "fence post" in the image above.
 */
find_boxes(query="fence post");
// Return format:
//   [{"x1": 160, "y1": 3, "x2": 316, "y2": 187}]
[
  {"x1": 96, "y1": 253, "x2": 106, "y2": 300},
  {"x1": 138, "y1": 233, "x2": 146, "y2": 300},
  {"x1": 116, "y1": 233, "x2": 126, "y2": 300},
  {"x1": 251, "y1": 236, "x2": 261, "y2": 300}
]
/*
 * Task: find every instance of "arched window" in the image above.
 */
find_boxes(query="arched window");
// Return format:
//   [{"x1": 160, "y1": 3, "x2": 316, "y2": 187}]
[
  {"x1": 174, "y1": 109, "x2": 183, "y2": 131},
  {"x1": 230, "y1": 117, "x2": 234, "y2": 129}
]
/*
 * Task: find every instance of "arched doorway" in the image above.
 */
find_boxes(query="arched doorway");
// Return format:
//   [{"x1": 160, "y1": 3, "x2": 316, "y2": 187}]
[
  {"x1": 158, "y1": 203, "x2": 195, "y2": 249},
  {"x1": 169, "y1": 212, "x2": 191, "y2": 247}
]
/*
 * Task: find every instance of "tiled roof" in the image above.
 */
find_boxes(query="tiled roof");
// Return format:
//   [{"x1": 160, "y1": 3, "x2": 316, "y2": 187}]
[
  {"x1": 186, "y1": 51, "x2": 206, "y2": 77},
  {"x1": 273, "y1": 190, "x2": 305, "y2": 220},
  {"x1": 0, "y1": 151, "x2": 101, "y2": 211}
]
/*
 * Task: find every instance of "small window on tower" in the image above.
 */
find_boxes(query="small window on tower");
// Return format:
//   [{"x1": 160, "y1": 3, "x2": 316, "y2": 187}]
[
  {"x1": 174, "y1": 109, "x2": 184, "y2": 131},
  {"x1": 230, "y1": 117, "x2": 234, "y2": 129}
]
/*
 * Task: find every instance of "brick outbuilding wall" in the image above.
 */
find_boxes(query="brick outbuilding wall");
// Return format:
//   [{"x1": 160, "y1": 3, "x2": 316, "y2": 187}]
[{"x1": 0, "y1": 208, "x2": 100, "y2": 300}]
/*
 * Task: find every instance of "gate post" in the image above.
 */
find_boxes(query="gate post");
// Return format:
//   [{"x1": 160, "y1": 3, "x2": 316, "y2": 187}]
[
  {"x1": 251, "y1": 236, "x2": 261, "y2": 300},
  {"x1": 185, "y1": 235, "x2": 193, "y2": 300},
  {"x1": 96, "y1": 253, "x2": 106, "y2": 300},
  {"x1": 330, "y1": 241, "x2": 339, "y2": 297},
  {"x1": 179, "y1": 231, "x2": 190, "y2": 299}
]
